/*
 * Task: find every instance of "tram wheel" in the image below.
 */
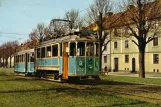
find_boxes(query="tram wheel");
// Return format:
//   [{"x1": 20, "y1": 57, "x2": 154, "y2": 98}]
[{"x1": 40, "y1": 72, "x2": 47, "y2": 78}]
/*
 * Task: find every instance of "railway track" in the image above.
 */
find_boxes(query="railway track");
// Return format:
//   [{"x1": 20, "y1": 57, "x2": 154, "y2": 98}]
[
  {"x1": 41, "y1": 78, "x2": 161, "y2": 103},
  {"x1": 13, "y1": 76, "x2": 161, "y2": 104}
]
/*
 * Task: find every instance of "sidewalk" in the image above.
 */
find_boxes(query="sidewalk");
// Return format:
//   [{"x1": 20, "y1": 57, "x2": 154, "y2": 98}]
[{"x1": 107, "y1": 71, "x2": 161, "y2": 78}]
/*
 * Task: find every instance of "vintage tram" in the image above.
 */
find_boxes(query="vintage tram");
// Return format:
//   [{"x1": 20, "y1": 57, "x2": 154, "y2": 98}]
[
  {"x1": 35, "y1": 34, "x2": 100, "y2": 80},
  {"x1": 14, "y1": 31, "x2": 100, "y2": 80},
  {"x1": 14, "y1": 49, "x2": 34, "y2": 75}
]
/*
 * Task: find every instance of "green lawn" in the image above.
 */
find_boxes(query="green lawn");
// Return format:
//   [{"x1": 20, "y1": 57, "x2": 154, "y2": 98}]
[
  {"x1": 0, "y1": 69, "x2": 160, "y2": 107},
  {"x1": 101, "y1": 75, "x2": 161, "y2": 85}
]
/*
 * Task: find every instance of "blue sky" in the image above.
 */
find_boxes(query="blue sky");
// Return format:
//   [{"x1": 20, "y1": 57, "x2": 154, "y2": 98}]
[{"x1": 0, "y1": 0, "x2": 120, "y2": 45}]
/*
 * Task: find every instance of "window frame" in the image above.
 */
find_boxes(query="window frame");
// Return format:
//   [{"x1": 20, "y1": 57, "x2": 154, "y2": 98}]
[
  {"x1": 153, "y1": 54, "x2": 159, "y2": 64},
  {"x1": 46, "y1": 46, "x2": 52, "y2": 57},
  {"x1": 125, "y1": 55, "x2": 129, "y2": 63},
  {"x1": 52, "y1": 44, "x2": 58, "y2": 57},
  {"x1": 77, "y1": 42, "x2": 85, "y2": 57},
  {"x1": 114, "y1": 41, "x2": 118, "y2": 49},
  {"x1": 37, "y1": 48, "x2": 41, "y2": 58},
  {"x1": 86, "y1": 42, "x2": 94, "y2": 57},
  {"x1": 153, "y1": 37, "x2": 158, "y2": 46},
  {"x1": 70, "y1": 42, "x2": 76, "y2": 56},
  {"x1": 104, "y1": 55, "x2": 107, "y2": 63},
  {"x1": 125, "y1": 40, "x2": 129, "y2": 48}
]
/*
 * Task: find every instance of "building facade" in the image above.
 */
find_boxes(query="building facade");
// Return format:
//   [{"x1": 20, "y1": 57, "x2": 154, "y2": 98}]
[{"x1": 110, "y1": 28, "x2": 161, "y2": 73}]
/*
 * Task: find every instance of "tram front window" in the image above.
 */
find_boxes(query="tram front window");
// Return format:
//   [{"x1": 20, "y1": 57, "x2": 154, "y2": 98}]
[
  {"x1": 77, "y1": 42, "x2": 85, "y2": 56},
  {"x1": 30, "y1": 53, "x2": 34, "y2": 62},
  {"x1": 86, "y1": 42, "x2": 94, "y2": 56},
  {"x1": 70, "y1": 43, "x2": 76, "y2": 56}
]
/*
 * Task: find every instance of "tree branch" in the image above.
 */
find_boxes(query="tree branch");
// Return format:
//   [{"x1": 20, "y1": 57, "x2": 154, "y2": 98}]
[
  {"x1": 101, "y1": 40, "x2": 110, "y2": 53},
  {"x1": 132, "y1": 40, "x2": 139, "y2": 47}
]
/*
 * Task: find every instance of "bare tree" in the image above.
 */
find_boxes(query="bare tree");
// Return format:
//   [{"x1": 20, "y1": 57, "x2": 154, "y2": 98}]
[
  {"x1": 65, "y1": 9, "x2": 79, "y2": 29},
  {"x1": 118, "y1": 0, "x2": 161, "y2": 78},
  {"x1": 29, "y1": 29, "x2": 39, "y2": 41},
  {"x1": 86, "y1": 0, "x2": 112, "y2": 71},
  {"x1": 37, "y1": 23, "x2": 45, "y2": 41},
  {"x1": 29, "y1": 23, "x2": 46, "y2": 42},
  {"x1": 0, "y1": 41, "x2": 19, "y2": 68}
]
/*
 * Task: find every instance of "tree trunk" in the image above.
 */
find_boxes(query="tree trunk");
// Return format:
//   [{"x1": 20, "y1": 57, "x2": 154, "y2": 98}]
[
  {"x1": 139, "y1": 49, "x2": 145, "y2": 78},
  {"x1": 10, "y1": 56, "x2": 12, "y2": 68},
  {"x1": 99, "y1": 42, "x2": 103, "y2": 72},
  {"x1": 3, "y1": 50, "x2": 4, "y2": 68},
  {"x1": 5, "y1": 58, "x2": 8, "y2": 68},
  {"x1": 98, "y1": 12, "x2": 103, "y2": 72}
]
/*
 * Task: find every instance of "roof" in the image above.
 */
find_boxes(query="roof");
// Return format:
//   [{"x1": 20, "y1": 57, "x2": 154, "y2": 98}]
[
  {"x1": 105, "y1": 0, "x2": 161, "y2": 29},
  {"x1": 15, "y1": 49, "x2": 34, "y2": 55},
  {"x1": 38, "y1": 34, "x2": 99, "y2": 47}
]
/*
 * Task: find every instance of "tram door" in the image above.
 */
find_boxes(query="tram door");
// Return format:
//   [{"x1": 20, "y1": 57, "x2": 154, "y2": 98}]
[
  {"x1": 63, "y1": 42, "x2": 69, "y2": 79},
  {"x1": 25, "y1": 53, "x2": 28, "y2": 73}
]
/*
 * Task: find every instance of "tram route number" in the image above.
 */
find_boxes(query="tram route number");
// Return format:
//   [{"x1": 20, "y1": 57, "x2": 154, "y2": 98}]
[{"x1": 77, "y1": 67, "x2": 84, "y2": 72}]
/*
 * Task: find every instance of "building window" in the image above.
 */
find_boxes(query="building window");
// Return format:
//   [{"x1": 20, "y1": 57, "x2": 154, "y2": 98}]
[
  {"x1": 104, "y1": 55, "x2": 107, "y2": 63},
  {"x1": 125, "y1": 40, "x2": 129, "y2": 48},
  {"x1": 153, "y1": 54, "x2": 159, "y2": 64},
  {"x1": 153, "y1": 37, "x2": 158, "y2": 46},
  {"x1": 114, "y1": 41, "x2": 117, "y2": 49},
  {"x1": 125, "y1": 55, "x2": 129, "y2": 63}
]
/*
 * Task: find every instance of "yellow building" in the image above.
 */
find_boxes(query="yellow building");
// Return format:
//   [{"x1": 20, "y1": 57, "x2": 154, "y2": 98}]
[{"x1": 108, "y1": 1, "x2": 161, "y2": 73}]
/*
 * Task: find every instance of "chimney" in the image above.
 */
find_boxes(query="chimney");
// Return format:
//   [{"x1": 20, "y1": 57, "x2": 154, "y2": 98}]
[
  {"x1": 106, "y1": 12, "x2": 113, "y2": 17},
  {"x1": 128, "y1": 5, "x2": 135, "y2": 10}
]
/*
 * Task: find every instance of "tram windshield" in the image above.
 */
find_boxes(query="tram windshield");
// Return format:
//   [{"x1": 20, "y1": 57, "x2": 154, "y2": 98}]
[
  {"x1": 69, "y1": 42, "x2": 99, "y2": 57},
  {"x1": 86, "y1": 42, "x2": 94, "y2": 56},
  {"x1": 30, "y1": 53, "x2": 34, "y2": 62},
  {"x1": 70, "y1": 43, "x2": 76, "y2": 56},
  {"x1": 77, "y1": 42, "x2": 85, "y2": 56}
]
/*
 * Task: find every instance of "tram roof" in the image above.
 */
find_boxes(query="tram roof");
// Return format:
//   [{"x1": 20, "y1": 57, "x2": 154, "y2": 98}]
[
  {"x1": 15, "y1": 49, "x2": 34, "y2": 55},
  {"x1": 39, "y1": 34, "x2": 99, "y2": 46}
]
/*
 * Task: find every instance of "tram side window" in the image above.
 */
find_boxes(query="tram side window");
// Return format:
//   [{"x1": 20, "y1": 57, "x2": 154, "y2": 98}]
[
  {"x1": 41, "y1": 47, "x2": 45, "y2": 58},
  {"x1": 21, "y1": 55, "x2": 24, "y2": 62},
  {"x1": 37, "y1": 48, "x2": 40, "y2": 58},
  {"x1": 95, "y1": 43, "x2": 99, "y2": 56},
  {"x1": 24, "y1": 54, "x2": 25, "y2": 62},
  {"x1": 20, "y1": 55, "x2": 22, "y2": 62},
  {"x1": 27, "y1": 54, "x2": 30, "y2": 62},
  {"x1": 46, "y1": 46, "x2": 51, "y2": 57},
  {"x1": 17, "y1": 55, "x2": 20, "y2": 63},
  {"x1": 86, "y1": 42, "x2": 94, "y2": 56},
  {"x1": 77, "y1": 42, "x2": 85, "y2": 56},
  {"x1": 70, "y1": 43, "x2": 76, "y2": 56},
  {"x1": 52, "y1": 45, "x2": 58, "y2": 56},
  {"x1": 15, "y1": 56, "x2": 16, "y2": 63},
  {"x1": 30, "y1": 53, "x2": 34, "y2": 62},
  {"x1": 60, "y1": 43, "x2": 62, "y2": 56},
  {"x1": 17, "y1": 56, "x2": 19, "y2": 63}
]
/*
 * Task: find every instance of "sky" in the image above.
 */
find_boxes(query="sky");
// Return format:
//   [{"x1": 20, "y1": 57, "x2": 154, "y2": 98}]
[{"x1": 0, "y1": 0, "x2": 120, "y2": 45}]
